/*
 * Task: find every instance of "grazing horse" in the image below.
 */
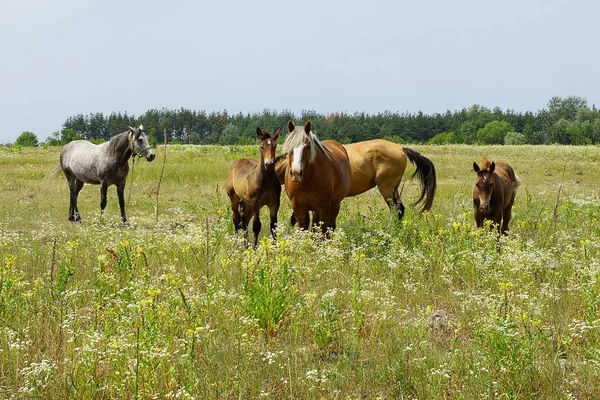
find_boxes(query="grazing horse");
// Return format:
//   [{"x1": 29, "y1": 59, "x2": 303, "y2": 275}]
[
  {"x1": 275, "y1": 138, "x2": 436, "y2": 222},
  {"x1": 282, "y1": 120, "x2": 351, "y2": 235},
  {"x1": 472, "y1": 157, "x2": 520, "y2": 234},
  {"x1": 60, "y1": 125, "x2": 155, "y2": 223},
  {"x1": 226, "y1": 128, "x2": 281, "y2": 248}
]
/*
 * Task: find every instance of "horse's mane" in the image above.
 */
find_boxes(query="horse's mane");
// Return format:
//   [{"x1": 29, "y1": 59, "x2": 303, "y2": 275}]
[
  {"x1": 479, "y1": 156, "x2": 493, "y2": 171},
  {"x1": 107, "y1": 131, "x2": 131, "y2": 155},
  {"x1": 274, "y1": 153, "x2": 287, "y2": 164},
  {"x1": 281, "y1": 127, "x2": 332, "y2": 163}
]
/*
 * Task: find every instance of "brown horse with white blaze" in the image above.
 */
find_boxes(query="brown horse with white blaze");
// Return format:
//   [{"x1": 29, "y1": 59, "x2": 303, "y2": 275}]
[
  {"x1": 226, "y1": 128, "x2": 281, "y2": 247},
  {"x1": 472, "y1": 157, "x2": 520, "y2": 234},
  {"x1": 283, "y1": 121, "x2": 351, "y2": 235},
  {"x1": 276, "y1": 138, "x2": 436, "y2": 221}
]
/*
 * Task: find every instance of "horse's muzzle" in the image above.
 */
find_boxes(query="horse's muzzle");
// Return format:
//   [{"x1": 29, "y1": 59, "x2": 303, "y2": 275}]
[
  {"x1": 264, "y1": 159, "x2": 274, "y2": 169},
  {"x1": 146, "y1": 153, "x2": 156, "y2": 162},
  {"x1": 289, "y1": 168, "x2": 303, "y2": 182},
  {"x1": 479, "y1": 203, "x2": 490, "y2": 212}
]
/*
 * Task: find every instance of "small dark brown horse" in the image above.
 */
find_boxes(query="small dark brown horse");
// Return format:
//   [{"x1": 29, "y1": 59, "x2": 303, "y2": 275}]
[
  {"x1": 226, "y1": 128, "x2": 281, "y2": 247},
  {"x1": 283, "y1": 120, "x2": 351, "y2": 236},
  {"x1": 472, "y1": 157, "x2": 520, "y2": 234}
]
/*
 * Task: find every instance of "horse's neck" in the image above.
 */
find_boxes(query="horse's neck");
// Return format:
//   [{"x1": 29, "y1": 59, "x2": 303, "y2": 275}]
[
  {"x1": 108, "y1": 134, "x2": 132, "y2": 165},
  {"x1": 304, "y1": 145, "x2": 326, "y2": 176},
  {"x1": 255, "y1": 156, "x2": 278, "y2": 185}
]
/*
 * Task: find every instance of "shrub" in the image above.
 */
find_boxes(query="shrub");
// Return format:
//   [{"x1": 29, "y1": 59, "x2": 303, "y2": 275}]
[
  {"x1": 504, "y1": 131, "x2": 527, "y2": 145},
  {"x1": 14, "y1": 131, "x2": 38, "y2": 147}
]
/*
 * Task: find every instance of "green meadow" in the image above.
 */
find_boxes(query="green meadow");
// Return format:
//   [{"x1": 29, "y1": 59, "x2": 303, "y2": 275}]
[{"x1": 1, "y1": 144, "x2": 599, "y2": 399}]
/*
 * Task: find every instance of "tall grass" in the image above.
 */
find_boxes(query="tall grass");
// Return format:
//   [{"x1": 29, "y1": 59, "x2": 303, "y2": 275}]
[{"x1": 1, "y1": 144, "x2": 599, "y2": 398}]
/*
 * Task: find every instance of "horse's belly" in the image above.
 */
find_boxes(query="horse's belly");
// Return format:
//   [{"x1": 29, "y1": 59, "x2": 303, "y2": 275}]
[
  {"x1": 232, "y1": 181, "x2": 252, "y2": 202},
  {"x1": 69, "y1": 159, "x2": 101, "y2": 184},
  {"x1": 347, "y1": 172, "x2": 375, "y2": 197}
]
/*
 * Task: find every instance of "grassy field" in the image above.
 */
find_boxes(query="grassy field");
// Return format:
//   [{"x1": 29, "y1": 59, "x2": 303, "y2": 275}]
[{"x1": 1, "y1": 143, "x2": 600, "y2": 399}]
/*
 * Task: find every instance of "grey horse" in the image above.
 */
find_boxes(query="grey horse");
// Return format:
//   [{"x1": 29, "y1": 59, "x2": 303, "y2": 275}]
[{"x1": 60, "y1": 125, "x2": 155, "y2": 223}]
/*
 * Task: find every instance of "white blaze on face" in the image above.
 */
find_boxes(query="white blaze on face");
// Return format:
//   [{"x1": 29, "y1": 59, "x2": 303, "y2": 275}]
[
  {"x1": 291, "y1": 143, "x2": 304, "y2": 173},
  {"x1": 263, "y1": 139, "x2": 274, "y2": 165}
]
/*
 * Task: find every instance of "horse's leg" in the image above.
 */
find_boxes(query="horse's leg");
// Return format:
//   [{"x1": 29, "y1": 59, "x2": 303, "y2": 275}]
[
  {"x1": 66, "y1": 176, "x2": 77, "y2": 221},
  {"x1": 377, "y1": 182, "x2": 404, "y2": 221},
  {"x1": 99, "y1": 180, "x2": 109, "y2": 220},
  {"x1": 73, "y1": 179, "x2": 84, "y2": 222},
  {"x1": 116, "y1": 181, "x2": 127, "y2": 223},
  {"x1": 324, "y1": 203, "x2": 341, "y2": 238},
  {"x1": 474, "y1": 211, "x2": 484, "y2": 229},
  {"x1": 66, "y1": 175, "x2": 76, "y2": 222},
  {"x1": 501, "y1": 195, "x2": 516, "y2": 235},
  {"x1": 68, "y1": 185, "x2": 75, "y2": 222},
  {"x1": 290, "y1": 212, "x2": 297, "y2": 227},
  {"x1": 64, "y1": 170, "x2": 80, "y2": 222},
  {"x1": 492, "y1": 212, "x2": 503, "y2": 234},
  {"x1": 251, "y1": 200, "x2": 262, "y2": 249},
  {"x1": 241, "y1": 204, "x2": 252, "y2": 245},
  {"x1": 229, "y1": 195, "x2": 242, "y2": 232},
  {"x1": 392, "y1": 191, "x2": 406, "y2": 220},
  {"x1": 311, "y1": 212, "x2": 320, "y2": 232},
  {"x1": 293, "y1": 206, "x2": 310, "y2": 231},
  {"x1": 269, "y1": 199, "x2": 280, "y2": 242}
]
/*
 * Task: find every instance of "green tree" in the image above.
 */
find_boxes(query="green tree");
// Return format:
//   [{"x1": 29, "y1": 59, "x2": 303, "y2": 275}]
[
  {"x1": 548, "y1": 96, "x2": 588, "y2": 122},
  {"x1": 428, "y1": 131, "x2": 457, "y2": 144},
  {"x1": 219, "y1": 123, "x2": 242, "y2": 145},
  {"x1": 476, "y1": 121, "x2": 514, "y2": 145},
  {"x1": 60, "y1": 128, "x2": 83, "y2": 144},
  {"x1": 550, "y1": 119, "x2": 590, "y2": 145},
  {"x1": 45, "y1": 131, "x2": 61, "y2": 146},
  {"x1": 504, "y1": 131, "x2": 527, "y2": 145},
  {"x1": 14, "y1": 131, "x2": 39, "y2": 147},
  {"x1": 458, "y1": 120, "x2": 478, "y2": 144}
]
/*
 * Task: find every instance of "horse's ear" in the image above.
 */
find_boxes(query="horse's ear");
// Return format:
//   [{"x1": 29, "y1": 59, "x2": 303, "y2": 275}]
[
  {"x1": 273, "y1": 129, "x2": 281, "y2": 140},
  {"x1": 256, "y1": 127, "x2": 263, "y2": 139},
  {"x1": 139, "y1": 124, "x2": 144, "y2": 131},
  {"x1": 473, "y1": 162, "x2": 480, "y2": 172},
  {"x1": 489, "y1": 162, "x2": 495, "y2": 173},
  {"x1": 287, "y1": 120, "x2": 295, "y2": 133},
  {"x1": 304, "y1": 121, "x2": 312, "y2": 134},
  {"x1": 128, "y1": 126, "x2": 135, "y2": 132}
]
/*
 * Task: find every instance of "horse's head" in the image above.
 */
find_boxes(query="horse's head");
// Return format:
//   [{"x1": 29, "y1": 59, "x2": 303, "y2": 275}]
[
  {"x1": 283, "y1": 120, "x2": 314, "y2": 182},
  {"x1": 473, "y1": 159, "x2": 496, "y2": 212},
  {"x1": 256, "y1": 127, "x2": 280, "y2": 170},
  {"x1": 128, "y1": 125, "x2": 155, "y2": 162}
]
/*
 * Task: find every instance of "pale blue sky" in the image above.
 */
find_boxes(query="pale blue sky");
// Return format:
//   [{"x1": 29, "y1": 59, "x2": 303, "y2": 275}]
[{"x1": 1, "y1": 0, "x2": 598, "y2": 143}]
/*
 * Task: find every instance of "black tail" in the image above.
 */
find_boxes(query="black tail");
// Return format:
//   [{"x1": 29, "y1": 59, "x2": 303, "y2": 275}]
[{"x1": 404, "y1": 147, "x2": 437, "y2": 213}]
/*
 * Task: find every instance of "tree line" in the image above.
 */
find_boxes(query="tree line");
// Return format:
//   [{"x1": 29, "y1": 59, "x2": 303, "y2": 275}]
[{"x1": 13, "y1": 96, "x2": 600, "y2": 147}]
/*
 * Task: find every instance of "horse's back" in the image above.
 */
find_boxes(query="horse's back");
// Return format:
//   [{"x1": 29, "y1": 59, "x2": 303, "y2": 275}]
[
  {"x1": 491, "y1": 163, "x2": 520, "y2": 212},
  {"x1": 495, "y1": 162, "x2": 520, "y2": 190},
  {"x1": 343, "y1": 139, "x2": 407, "y2": 196}
]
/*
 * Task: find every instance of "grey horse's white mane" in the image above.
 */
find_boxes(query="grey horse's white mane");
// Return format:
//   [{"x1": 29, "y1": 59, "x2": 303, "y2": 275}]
[{"x1": 281, "y1": 126, "x2": 332, "y2": 163}]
